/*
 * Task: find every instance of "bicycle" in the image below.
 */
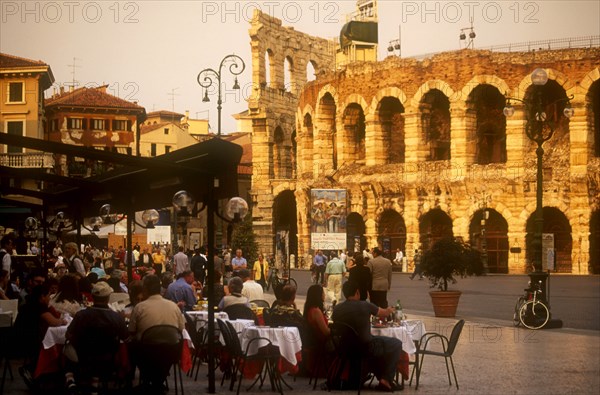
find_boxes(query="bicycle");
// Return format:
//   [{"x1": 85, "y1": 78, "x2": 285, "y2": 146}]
[
  {"x1": 265, "y1": 266, "x2": 298, "y2": 291},
  {"x1": 513, "y1": 280, "x2": 550, "y2": 330}
]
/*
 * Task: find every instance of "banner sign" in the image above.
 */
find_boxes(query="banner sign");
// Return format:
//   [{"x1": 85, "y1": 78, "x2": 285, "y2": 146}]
[
  {"x1": 147, "y1": 226, "x2": 171, "y2": 244},
  {"x1": 310, "y1": 189, "x2": 347, "y2": 251}
]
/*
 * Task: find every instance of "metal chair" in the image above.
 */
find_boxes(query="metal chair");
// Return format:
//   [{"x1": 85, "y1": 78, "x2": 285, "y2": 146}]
[
  {"x1": 410, "y1": 319, "x2": 465, "y2": 390},
  {"x1": 224, "y1": 304, "x2": 257, "y2": 321},
  {"x1": 138, "y1": 325, "x2": 185, "y2": 395},
  {"x1": 326, "y1": 322, "x2": 369, "y2": 394}
]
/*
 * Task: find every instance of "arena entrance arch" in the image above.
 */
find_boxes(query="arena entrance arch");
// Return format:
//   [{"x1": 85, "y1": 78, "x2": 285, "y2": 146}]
[
  {"x1": 526, "y1": 207, "x2": 572, "y2": 273},
  {"x1": 377, "y1": 209, "x2": 406, "y2": 258},
  {"x1": 469, "y1": 209, "x2": 509, "y2": 273},
  {"x1": 419, "y1": 209, "x2": 453, "y2": 251},
  {"x1": 346, "y1": 212, "x2": 366, "y2": 254},
  {"x1": 273, "y1": 190, "x2": 298, "y2": 269}
]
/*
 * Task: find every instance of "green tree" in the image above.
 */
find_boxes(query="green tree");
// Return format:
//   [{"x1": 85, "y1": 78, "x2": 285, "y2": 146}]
[{"x1": 230, "y1": 214, "x2": 259, "y2": 270}]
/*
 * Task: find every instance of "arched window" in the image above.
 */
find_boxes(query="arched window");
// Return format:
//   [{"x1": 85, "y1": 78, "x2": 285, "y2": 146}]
[
  {"x1": 306, "y1": 60, "x2": 317, "y2": 82},
  {"x1": 420, "y1": 90, "x2": 451, "y2": 161},
  {"x1": 469, "y1": 85, "x2": 507, "y2": 164}
]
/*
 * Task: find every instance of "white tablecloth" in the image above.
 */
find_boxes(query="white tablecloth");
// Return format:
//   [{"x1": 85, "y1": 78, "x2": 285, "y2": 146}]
[
  {"x1": 187, "y1": 311, "x2": 229, "y2": 321},
  {"x1": 42, "y1": 323, "x2": 193, "y2": 349},
  {"x1": 371, "y1": 320, "x2": 427, "y2": 355},
  {"x1": 240, "y1": 326, "x2": 302, "y2": 365},
  {"x1": 227, "y1": 319, "x2": 255, "y2": 333}
]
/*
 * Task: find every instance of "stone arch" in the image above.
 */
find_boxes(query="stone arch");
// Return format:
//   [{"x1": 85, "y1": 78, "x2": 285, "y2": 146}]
[
  {"x1": 469, "y1": 208, "x2": 509, "y2": 273},
  {"x1": 525, "y1": 207, "x2": 573, "y2": 273},
  {"x1": 419, "y1": 89, "x2": 451, "y2": 161},
  {"x1": 377, "y1": 209, "x2": 407, "y2": 257},
  {"x1": 460, "y1": 75, "x2": 510, "y2": 100},
  {"x1": 466, "y1": 84, "x2": 507, "y2": 164},
  {"x1": 315, "y1": 85, "x2": 339, "y2": 173},
  {"x1": 306, "y1": 59, "x2": 318, "y2": 82},
  {"x1": 585, "y1": 74, "x2": 600, "y2": 157},
  {"x1": 341, "y1": 94, "x2": 369, "y2": 116},
  {"x1": 418, "y1": 208, "x2": 453, "y2": 251},
  {"x1": 370, "y1": 87, "x2": 408, "y2": 114},
  {"x1": 515, "y1": 68, "x2": 574, "y2": 100},
  {"x1": 347, "y1": 212, "x2": 366, "y2": 253},
  {"x1": 411, "y1": 80, "x2": 456, "y2": 107},
  {"x1": 341, "y1": 102, "x2": 366, "y2": 163},
  {"x1": 273, "y1": 189, "x2": 298, "y2": 267}
]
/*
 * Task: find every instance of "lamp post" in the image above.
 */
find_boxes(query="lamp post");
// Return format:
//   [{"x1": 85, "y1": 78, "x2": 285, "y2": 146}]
[
  {"x1": 197, "y1": 54, "x2": 245, "y2": 136},
  {"x1": 503, "y1": 68, "x2": 573, "y2": 311}
]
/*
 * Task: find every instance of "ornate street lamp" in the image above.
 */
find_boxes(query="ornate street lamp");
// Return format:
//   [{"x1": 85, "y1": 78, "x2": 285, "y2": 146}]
[
  {"x1": 504, "y1": 68, "x2": 573, "y2": 316},
  {"x1": 197, "y1": 54, "x2": 245, "y2": 136}
]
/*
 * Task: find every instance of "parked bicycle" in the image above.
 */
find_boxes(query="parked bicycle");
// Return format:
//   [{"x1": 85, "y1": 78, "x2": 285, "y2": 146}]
[
  {"x1": 265, "y1": 266, "x2": 298, "y2": 291},
  {"x1": 513, "y1": 280, "x2": 550, "y2": 330}
]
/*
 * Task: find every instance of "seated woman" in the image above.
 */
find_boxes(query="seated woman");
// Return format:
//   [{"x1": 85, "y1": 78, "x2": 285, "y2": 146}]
[
  {"x1": 302, "y1": 284, "x2": 331, "y2": 377},
  {"x1": 218, "y1": 277, "x2": 249, "y2": 310},
  {"x1": 50, "y1": 274, "x2": 84, "y2": 317},
  {"x1": 15, "y1": 283, "x2": 68, "y2": 385}
]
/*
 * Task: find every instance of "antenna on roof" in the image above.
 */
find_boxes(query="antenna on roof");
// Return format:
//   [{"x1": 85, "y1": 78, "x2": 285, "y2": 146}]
[
  {"x1": 167, "y1": 88, "x2": 180, "y2": 117},
  {"x1": 67, "y1": 57, "x2": 81, "y2": 90}
]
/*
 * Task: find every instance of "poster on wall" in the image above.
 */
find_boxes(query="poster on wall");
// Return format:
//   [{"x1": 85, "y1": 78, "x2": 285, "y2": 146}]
[
  {"x1": 310, "y1": 189, "x2": 347, "y2": 251},
  {"x1": 542, "y1": 233, "x2": 555, "y2": 271}
]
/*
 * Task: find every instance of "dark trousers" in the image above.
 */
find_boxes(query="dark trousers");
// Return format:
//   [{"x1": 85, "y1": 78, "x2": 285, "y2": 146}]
[
  {"x1": 314, "y1": 265, "x2": 326, "y2": 284},
  {"x1": 369, "y1": 336, "x2": 403, "y2": 383},
  {"x1": 369, "y1": 291, "x2": 388, "y2": 308}
]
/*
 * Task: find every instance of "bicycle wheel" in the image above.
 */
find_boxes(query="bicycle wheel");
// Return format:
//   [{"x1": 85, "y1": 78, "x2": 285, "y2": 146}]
[
  {"x1": 513, "y1": 297, "x2": 526, "y2": 327},
  {"x1": 519, "y1": 300, "x2": 550, "y2": 330}
]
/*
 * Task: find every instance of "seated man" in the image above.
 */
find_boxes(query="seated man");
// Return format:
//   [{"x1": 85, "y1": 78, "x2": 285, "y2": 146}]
[
  {"x1": 165, "y1": 270, "x2": 197, "y2": 312},
  {"x1": 128, "y1": 275, "x2": 185, "y2": 390},
  {"x1": 239, "y1": 268, "x2": 264, "y2": 302},
  {"x1": 332, "y1": 281, "x2": 402, "y2": 392},
  {"x1": 64, "y1": 281, "x2": 129, "y2": 393}
]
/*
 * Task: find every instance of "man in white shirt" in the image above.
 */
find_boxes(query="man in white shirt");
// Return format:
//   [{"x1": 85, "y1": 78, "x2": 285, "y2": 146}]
[
  {"x1": 173, "y1": 246, "x2": 190, "y2": 276},
  {"x1": 393, "y1": 248, "x2": 403, "y2": 266},
  {"x1": 0, "y1": 235, "x2": 14, "y2": 273},
  {"x1": 239, "y1": 269, "x2": 264, "y2": 301}
]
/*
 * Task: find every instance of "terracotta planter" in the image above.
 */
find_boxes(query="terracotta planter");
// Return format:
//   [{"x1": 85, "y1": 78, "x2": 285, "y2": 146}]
[{"x1": 429, "y1": 290, "x2": 462, "y2": 318}]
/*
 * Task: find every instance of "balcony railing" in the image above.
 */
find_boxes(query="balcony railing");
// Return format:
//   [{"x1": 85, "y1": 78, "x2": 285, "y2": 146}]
[{"x1": 0, "y1": 152, "x2": 54, "y2": 168}]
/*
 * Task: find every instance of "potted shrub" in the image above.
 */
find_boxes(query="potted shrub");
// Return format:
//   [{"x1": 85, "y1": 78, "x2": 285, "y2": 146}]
[{"x1": 420, "y1": 237, "x2": 483, "y2": 317}]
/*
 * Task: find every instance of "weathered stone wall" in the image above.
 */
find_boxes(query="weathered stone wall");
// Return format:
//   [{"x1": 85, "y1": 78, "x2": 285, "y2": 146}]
[
  {"x1": 243, "y1": 10, "x2": 335, "y2": 257},
  {"x1": 291, "y1": 48, "x2": 600, "y2": 273}
]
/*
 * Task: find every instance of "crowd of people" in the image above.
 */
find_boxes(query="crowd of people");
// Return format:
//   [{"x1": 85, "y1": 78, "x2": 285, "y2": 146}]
[{"x1": 1, "y1": 230, "x2": 411, "y2": 392}]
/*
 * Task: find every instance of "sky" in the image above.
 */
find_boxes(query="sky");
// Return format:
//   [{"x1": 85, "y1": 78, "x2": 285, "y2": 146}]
[{"x1": 1, "y1": 0, "x2": 599, "y2": 133}]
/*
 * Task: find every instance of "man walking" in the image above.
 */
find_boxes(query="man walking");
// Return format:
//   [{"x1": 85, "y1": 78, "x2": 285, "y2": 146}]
[
  {"x1": 409, "y1": 249, "x2": 424, "y2": 280},
  {"x1": 325, "y1": 252, "x2": 346, "y2": 303},
  {"x1": 313, "y1": 250, "x2": 326, "y2": 285},
  {"x1": 367, "y1": 247, "x2": 392, "y2": 308},
  {"x1": 172, "y1": 246, "x2": 189, "y2": 276}
]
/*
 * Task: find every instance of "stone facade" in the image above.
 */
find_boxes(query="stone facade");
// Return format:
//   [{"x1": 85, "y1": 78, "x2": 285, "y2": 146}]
[{"x1": 245, "y1": 11, "x2": 600, "y2": 274}]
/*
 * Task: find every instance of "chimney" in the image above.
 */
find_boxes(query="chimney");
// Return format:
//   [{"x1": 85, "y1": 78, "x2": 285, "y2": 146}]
[
  {"x1": 60, "y1": 86, "x2": 65, "y2": 94},
  {"x1": 69, "y1": 85, "x2": 74, "y2": 93}
]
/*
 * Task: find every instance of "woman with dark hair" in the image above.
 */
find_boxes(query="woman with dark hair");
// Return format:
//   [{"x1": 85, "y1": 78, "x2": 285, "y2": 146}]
[
  {"x1": 303, "y1": 284, "x2": 330, "y2": 341},
  {"x1": 302, "y1": 284, "x2": 331, "y2": 377},
  {"x1": 348, "y1": 253, "x2": 372, "y2": 301},
  {"x1": 50, "y1": 274, "x2": 84, "y2": 316},
  {"x1": 15, "y1": 282, "x2": 67, "y2": 385}
]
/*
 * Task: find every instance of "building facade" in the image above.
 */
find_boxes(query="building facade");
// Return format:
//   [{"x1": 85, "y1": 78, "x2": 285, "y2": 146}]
[
  {"x1": 244, "y1": 11, "x2": 600, "y2": 274},
  {"x1": 0, "y1": 53, "x2": 54, "y2": 176},
  {"x1": 44, "y1": 85, "x2": 146, "y2": 176}
]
